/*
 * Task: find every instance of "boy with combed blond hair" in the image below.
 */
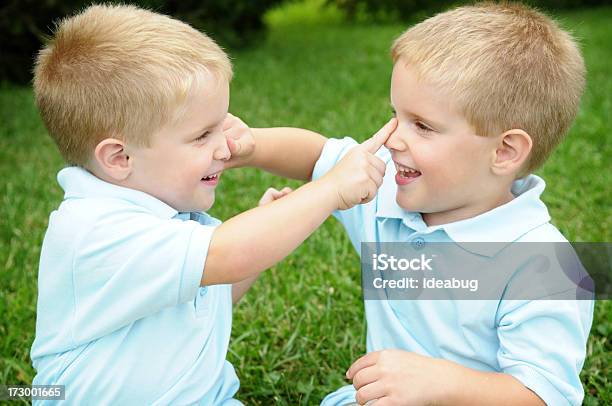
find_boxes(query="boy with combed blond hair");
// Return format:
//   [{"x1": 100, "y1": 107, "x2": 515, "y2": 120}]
[
  {"x1": 30, "y1": 4, "x2": 396, "y2": 404},
  {"x1": 238, "y1": 2, "x2": 594, "y2": 405}
]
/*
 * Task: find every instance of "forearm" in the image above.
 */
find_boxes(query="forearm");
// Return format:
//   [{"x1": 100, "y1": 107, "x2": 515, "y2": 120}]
[
  {"x1": 231, "y1": 274, "x2": 259, "y2": 304},
  {"x1": 203, "y1": 178, "x2": 336, "y2": 285},
  {"x1": 442, "y1": 362, "x2": 545, "y2": 406},
  {"x1": 230, "y1": 127, "x2": 327, "y2": 180}
]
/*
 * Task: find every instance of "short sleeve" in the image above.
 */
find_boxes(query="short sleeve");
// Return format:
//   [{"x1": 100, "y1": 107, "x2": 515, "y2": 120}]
[
  {"x1": 312, "y1": 137, "x2": 360, "y2": 181},
  {"x1": 496, "y1": 298, "x2": 594, "y2": 405},
  {"x1": 321, "y1": 384, "x2": 358, "y2": 406},
  {"x1": 71, "y1": 212, "x2": 215, "y2": 343}
]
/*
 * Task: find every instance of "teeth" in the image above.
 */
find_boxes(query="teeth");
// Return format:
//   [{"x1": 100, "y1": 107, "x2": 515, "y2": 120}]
[
  {"x1": 393, "y1": 162, "x2": 421, "y2": 179},
  {"x1": 395, "y1": 162, "x2": 419, "y2": 175}
]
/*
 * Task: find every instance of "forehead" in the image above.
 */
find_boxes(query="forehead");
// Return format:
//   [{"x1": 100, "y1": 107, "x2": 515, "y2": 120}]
[
  {"x1": 151, "y1": 73, "x2": 229, "y2": 144},
  {"x1": 391, "y1": 62, "x2": 444, "y2": 109},
  {"x1": 390, "y1": 60, "x2": 467, "y2": 128},
  {"x1": 182, "y1": 75, "x2": 230, "y2": 121}
]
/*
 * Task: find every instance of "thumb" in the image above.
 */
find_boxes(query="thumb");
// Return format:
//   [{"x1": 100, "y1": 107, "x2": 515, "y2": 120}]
[
  {"x1": 227, "y1": 136, "x2": 242, "y2": 155},
  {"x1": 361, "y1": 117, "x2": 397, "y2": 154},
  {"x1": 223, "y1": 113, "x2": 237, "y2": 130}
]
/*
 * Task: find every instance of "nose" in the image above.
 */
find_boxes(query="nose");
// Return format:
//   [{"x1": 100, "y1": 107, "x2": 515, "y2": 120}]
[
  {"x1": 384, "y1": 124, "x2": 407, "y2": 152},
  {"x1": 213, "y1": 135, "x2": 231, "y2": 161}
]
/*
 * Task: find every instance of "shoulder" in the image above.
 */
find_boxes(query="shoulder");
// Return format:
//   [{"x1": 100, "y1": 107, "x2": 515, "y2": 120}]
[
  {"x1": 46, "y1": 197, "x2": 216, "y2": 260},
  {"x1": 515, "y1": 222, "x2": 568, "y2": 243},
  {"x1": 47, "y1": 197, "x2": 160, "y2": 237}
]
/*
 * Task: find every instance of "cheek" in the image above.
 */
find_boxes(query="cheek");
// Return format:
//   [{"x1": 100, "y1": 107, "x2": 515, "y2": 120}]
[
  {"x1": 182, "y1": 147, "x2": 213, "y2": 169},
  {"x1": 442, "y1": 139, "x2": 476, "y2": 166},
  {"x1": 413, "y1": 141, "x2": 453, "y2": 172}
]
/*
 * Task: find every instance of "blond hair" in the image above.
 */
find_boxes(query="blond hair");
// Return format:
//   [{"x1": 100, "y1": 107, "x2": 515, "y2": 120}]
[
  {"x1": 391, "y1": 2, "x2": 585, "y2": 174},
  {"x1": 34, "y1": 4, "x2": 232, "y2": 166}
]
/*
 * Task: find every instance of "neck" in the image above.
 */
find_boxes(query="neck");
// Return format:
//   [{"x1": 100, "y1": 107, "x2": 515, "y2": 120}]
[{"x1": 422, "y1": 190, "x2": 515, "y2": 227}]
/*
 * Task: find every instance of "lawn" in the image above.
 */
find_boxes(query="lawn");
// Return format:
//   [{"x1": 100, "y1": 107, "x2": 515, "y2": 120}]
[{"x1": 0, "y1": 2, "x2": 610, "y2": 405}]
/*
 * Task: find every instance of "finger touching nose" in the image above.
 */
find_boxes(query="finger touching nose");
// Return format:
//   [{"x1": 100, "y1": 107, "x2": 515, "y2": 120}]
[{"x1": 384, "y1": 125, "x2": 405, "y2": 151}]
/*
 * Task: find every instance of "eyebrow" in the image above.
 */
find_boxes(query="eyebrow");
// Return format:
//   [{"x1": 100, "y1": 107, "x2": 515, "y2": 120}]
[
  {"x1": 188, "y1": 114, "x2": 227, "y2": 138},
  {"x1": 389, "y1": 101, "x2": 445, "y2": 131}
]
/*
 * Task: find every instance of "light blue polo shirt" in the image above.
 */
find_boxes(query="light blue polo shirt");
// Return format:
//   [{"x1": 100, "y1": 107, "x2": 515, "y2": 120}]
[
  {"x1": 31, "y1": 167, "x2": 241, "y2": 405},
  {"x1": 313, "y1": 138, "x2": 594, "y2": 406}
]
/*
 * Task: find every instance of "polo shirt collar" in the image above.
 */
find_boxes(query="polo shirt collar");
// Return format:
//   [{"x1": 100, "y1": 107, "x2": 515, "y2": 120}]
[
  {"x1": 58, "y1": 166, "x2": 178, "y2": 219},
  {"x1": 376, "y1": 167, "x2": 551, "y2": 256}
]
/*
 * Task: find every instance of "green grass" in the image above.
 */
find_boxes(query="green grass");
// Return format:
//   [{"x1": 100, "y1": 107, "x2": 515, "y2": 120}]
[{"x1": 1, "y1": 3, "x2": 611, "y2": 404}]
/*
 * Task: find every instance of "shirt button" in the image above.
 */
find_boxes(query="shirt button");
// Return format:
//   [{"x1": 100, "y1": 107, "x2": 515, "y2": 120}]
[
  {"x1": 411, "y1": 237, "x2": 426, "y2": 249},
  {"x1": 199, "y1": 287, "x2": 208, "y2": 297}
]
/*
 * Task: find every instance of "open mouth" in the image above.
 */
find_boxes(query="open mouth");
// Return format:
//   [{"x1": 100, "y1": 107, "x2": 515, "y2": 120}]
[
  {"x1": 395, "y1": 162, "x2": 421, "y2": 177},
  {"x1": 201, "y1": 173, "x2": 219, "y2": 181},
  {"x1": 394, "y1": 162, "x2": 421, "y2": 185},
  {"x1": 201, "y1": 171, "x2": 221, "y2": 185}
]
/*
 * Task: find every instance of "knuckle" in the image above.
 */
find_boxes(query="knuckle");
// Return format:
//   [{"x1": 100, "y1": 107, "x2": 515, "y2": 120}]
[
  {"x1": 355, "y1": 390, "x2": 366, "y2": 405},
  {"x1": 353, "y1": 370, "x2": 364, "y2": 388},
  {"x1": 382, "y1": 380, "x2": 392, "y2": 394}
]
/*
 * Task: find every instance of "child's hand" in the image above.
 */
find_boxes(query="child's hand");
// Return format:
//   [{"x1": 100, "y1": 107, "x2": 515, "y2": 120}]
[
  {"x1": 258, "y1": 186, "x2": 293, "y2": 206},
  {"x1": 223, "y1": 113, "x2": 255, "y2": 167},
  {"x1": 321, "y1": 118, "x2": 397, "y2": 210},
  {"x1": 346, "y1": 349, "x2": 452, "y2": 405}
]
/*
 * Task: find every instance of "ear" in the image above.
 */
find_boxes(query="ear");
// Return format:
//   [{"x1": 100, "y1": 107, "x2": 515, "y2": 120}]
[
  {"x1": 491, "y1": 129, "x2": 533, "y2": 177},
  {"x1": 93, "y1": 138, "x2": 132, "y2": 181}
]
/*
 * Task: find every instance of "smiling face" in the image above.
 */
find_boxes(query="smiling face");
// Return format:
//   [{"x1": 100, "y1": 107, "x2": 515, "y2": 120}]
[
  {"x1": 123, "y1": 74, "x2": 230, "y2": 212},
  {"x1": 385, "y1": 60, "x2": 513, "y2": 226}
]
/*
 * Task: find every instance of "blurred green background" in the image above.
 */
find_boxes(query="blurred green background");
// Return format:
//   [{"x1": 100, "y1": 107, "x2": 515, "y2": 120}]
[
  {"x1": 1, "y1": 0, "x2": 610, "y2": 83},
  {"x1": 1, "y1": 0, "x2": 610, "y2": 404}
]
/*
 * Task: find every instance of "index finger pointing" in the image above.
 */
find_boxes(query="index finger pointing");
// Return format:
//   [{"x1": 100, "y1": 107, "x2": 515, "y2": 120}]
[{"x1": 361, "y1": 118, "x2": 397, "y2": 154}]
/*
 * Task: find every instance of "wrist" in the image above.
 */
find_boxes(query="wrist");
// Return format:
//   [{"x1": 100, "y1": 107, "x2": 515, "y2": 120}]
[
  {"x1": 432, "y1": 358, "x2": 467, "y2": 405},
  {"x1": 311, "y1": 177, "x2": 342, "y2": 212}
]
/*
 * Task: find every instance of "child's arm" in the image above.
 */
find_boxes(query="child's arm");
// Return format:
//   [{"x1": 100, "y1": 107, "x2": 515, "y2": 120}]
[
  {"x1": 204, "y1": 120, "x2": 395, "y2": 287},
  {"x1": 346, "y1": 295, "x2": 592, "y2": 406},
  {"x1": 222, "y1": 113, "x2": 329, "y2": 181},
  {"x1": 231, "y1": 187, "x2": 292, "y2": 304},
  {"x1": 247, "y1": 127, "x2": 327, "y2": 180},
  {"x1": 231, "y1": 275, "x2": 258, "y2": 304},
  {"x1": 346, "y1": 350, "x2": 545, "y2": 405},
  {"x1": 225, "y1": 115, "x2": 397, "y2": 181}
]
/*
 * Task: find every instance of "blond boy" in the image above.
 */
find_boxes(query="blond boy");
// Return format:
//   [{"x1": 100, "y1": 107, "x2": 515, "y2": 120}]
[
  {"x1": 239, "y1": 3, "x2": 594, "y2": 405},
  {"x1": 29, "y1": 5, "x2": 395, "y2": 404}
]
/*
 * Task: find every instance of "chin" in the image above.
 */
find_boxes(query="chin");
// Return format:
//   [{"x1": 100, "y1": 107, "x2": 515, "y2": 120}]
[
  {"x1": 199, "y1": 196, "x2": 215, "y2": 212},
  {"x1": 180, "y1": 196, "x2": 214, "y2": 213},
  {"x1": 396, "y1": 194, "x2": 419, "y2": 212}
]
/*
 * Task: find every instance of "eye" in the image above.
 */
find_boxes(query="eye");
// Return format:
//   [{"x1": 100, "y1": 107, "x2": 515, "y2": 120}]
[
  {"x1": 415, "y1": 121, "x2": 434, "y2": 133},
  {"x1": 195, "y1": 131, "x2": 209, "y2": 142}
]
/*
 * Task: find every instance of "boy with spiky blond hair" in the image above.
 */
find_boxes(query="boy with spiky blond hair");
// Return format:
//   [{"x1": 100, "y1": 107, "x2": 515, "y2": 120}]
[
  {"x1": 241, "y1": 3, "x2": 594, "y2": 405},
  {"x1": 30, "y1": 4, "x2": 395, "y2": 404}
]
